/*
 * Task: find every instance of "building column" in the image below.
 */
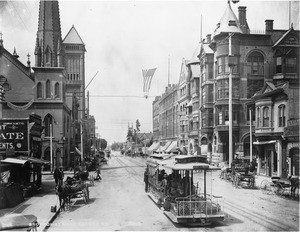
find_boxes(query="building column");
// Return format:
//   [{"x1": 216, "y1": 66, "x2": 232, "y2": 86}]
[
  {"x1": 277, "y1": 140, "x2": 283, "y2": 177},
  {"x1": 257, "y1": 156, "x2": 261, "y2": 175}
]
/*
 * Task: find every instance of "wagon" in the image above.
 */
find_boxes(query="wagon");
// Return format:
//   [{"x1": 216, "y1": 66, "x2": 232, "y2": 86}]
[
  {"x1": 233, "y1": 171, "x2": 255, "y2": 188},
  {"x1": 65, "y1": 178, "x2": 90, "y2": 204},
  {"x1": 260, "y1": 176, "x2": 299, "y2": 198}
]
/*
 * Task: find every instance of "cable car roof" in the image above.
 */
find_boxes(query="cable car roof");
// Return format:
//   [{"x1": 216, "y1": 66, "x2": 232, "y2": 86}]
[{"x1": 165, "y1": 162, "x2": 220, "y2": 171}]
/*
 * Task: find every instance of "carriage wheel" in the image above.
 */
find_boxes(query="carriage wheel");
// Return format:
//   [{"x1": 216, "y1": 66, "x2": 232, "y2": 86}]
[
  {"x1": 272, "y1": 183, "x2": 284, "y2": 196},
  {"x1": 260, "y1": 180, "x2": 271, "y2": 194}
]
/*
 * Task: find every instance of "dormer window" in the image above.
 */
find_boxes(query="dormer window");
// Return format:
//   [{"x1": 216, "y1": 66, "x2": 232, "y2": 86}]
[{"x1": 228, "y1": 20, "x2": 237, "y2": 26}]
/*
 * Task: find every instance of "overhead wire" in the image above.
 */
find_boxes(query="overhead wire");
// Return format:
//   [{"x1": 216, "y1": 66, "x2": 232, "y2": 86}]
[{"x1": 8, "y1": 1, "x2": 30, "y2": 33}]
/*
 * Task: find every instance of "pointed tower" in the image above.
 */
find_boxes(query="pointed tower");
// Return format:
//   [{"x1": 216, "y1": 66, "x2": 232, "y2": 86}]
[
  {"x1": 35, "y1": 0, "x2": 62, "y2": 67},
  {"x1": 214, "y1": 0, "x2": 242, "y2": 36},
  {"x1": 62, "y1": 25, "x2": 86, "y2": 120}
]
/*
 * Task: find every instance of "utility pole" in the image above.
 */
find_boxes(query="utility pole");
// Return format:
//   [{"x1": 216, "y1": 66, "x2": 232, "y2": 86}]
[
  {"x1": 0, "y1": 85, "x2": 4, "y2": 119},
  {"x1": 228, "y1": 33, "x2": 234, "y2": 167},
  {"x1": 50, "y1": 123, "x2": 53, "y2": 173},
  {"x1": 249, "y1": 107, "x2": 253, "y2": 162},
  {"x1": 80, "y1": 120, "x2": 84, "y2": 163}
]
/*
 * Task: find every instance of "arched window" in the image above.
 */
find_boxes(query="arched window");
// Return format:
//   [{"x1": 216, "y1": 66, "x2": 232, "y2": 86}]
[
  {"x1": 54, "y1": 82, "x2": 60, "y2": 98},
  {"x1": 46, "y1": 80, "x2": 51, "y2": 98},
  {"x1": 247, "y1": 51, "x2": 264, "y2": 75},
  {"x1": 278, "y1": 105, "x2": 286, "y2": 127},
  {"x1": 263, "y1": 107, "x2": 269, "y2": 127},
  {"x1": 37, "y1": 82, "x2": 42, "y2": 98},
  {"x1": 44, "y1": 114, "x2": 53, "y2": 137},
  {"x1": 256, "y1": 107, "x2": 260, "y2": 127}
]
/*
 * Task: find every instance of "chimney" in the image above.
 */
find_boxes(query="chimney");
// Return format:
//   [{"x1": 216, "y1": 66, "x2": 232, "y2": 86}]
[
  {"x1": 238, "y1": 6, "x2": 247, "y2": 27},
  {"x1": 265, "y1": 20, "x2": 274, "y2": 34},
  {"x1": 206, "y1": 34, "x2": 211, "y2": 43},
  {"x1": 238, "y1": 6, "x2": 250, "y2": 34}
]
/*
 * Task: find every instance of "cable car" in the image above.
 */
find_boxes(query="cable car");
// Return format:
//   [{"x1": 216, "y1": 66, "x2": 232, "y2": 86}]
[{"x1": 146, "y1": 154, "x2": 225, "y2": 226}]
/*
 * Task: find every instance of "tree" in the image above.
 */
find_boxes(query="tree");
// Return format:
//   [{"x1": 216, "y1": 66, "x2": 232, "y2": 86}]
[
  {"x1": 100, "y1": 138, "x2": 107, "y2": 150},
  {"x1": 126, "y1": 129, "x2": 133, "y2": 141},
  {"x1": 136, "y1": 119, "x2": 141, "y2": 132}
]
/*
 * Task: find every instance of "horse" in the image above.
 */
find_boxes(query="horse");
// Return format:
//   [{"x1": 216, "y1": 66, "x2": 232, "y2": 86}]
[{"x1": 55, "y1": 183, "x2": 71, "y2": 211}]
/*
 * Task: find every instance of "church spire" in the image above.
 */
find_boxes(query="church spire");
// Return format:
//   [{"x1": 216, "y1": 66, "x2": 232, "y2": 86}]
[{"x1": 35, "y1": 0, "x2": 62, "y2": 67}]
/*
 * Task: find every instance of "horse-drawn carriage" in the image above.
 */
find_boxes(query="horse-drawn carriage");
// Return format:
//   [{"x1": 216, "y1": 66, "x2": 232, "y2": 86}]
[
  {"x1": 220, "y1": 158, "x2": 256, "y2": 188},
  {"x1": 232, "y1": 162, "x2": 255, "y2": 188},
  {"x1": 260, "y1": 176, "x2": 299, "y2": 199},
  {"x1": 56, "y1": 171, "x2": 90, "y2": 210}
]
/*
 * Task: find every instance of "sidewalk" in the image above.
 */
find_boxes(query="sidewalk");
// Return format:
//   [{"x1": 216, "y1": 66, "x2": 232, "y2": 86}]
[{"x1": 0, "y1": 175, "x2": 61, "y2": 231}]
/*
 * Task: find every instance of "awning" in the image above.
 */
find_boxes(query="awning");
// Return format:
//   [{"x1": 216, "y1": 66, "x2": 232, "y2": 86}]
[
  {"x1": 186, "y1": 100, "x2": 193, "y2": 107},
  {"x1": 0, "y1": 158, "x2": 28, "y2": 165},
  {"x1": 178, "y1": 147, "x2": 188, "y2": 155},
  {"x1": 253, "y1": 140, "x2": 276, "y2": 145},
  {"x1": 18, "y1": 156, "x2": 50, "y2": 164},
  {"x1": 148, "y1": 142, "x2": 159, "y2": 152},
  {"x1": 75, "y1": 147, "x2": 83, "y2": 156},
  {"x1": 161, "y1": 141, "x2": 172, "y2": 152},
  {"x1": 165, "y1": 141, "x2": 177, "y2": 153}
]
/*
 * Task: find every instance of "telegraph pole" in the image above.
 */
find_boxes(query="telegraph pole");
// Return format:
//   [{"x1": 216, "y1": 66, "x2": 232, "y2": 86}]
[
  {"x1": 228, "y1": 33, "x2": 234, "y2": 167},
  {"x1": 50, "y1": 123, "x2": 53, "y2": 173}
]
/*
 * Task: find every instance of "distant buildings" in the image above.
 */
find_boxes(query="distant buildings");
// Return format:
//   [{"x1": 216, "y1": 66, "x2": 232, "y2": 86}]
[{"x1": 152, "y1": 1, "x2": 299, "y2": 178}]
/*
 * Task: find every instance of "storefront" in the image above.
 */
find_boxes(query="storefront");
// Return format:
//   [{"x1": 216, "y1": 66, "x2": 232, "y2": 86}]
[{"x1": 0, "y1": 114, "x2": 48, "y2": 209}]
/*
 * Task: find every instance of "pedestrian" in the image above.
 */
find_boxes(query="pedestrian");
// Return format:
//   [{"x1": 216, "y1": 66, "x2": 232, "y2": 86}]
[
  {"x1": 95, "y1": 166, "x2": 102, "y2": 181},
  {"x1": 144, "y1": 168, "x2": 149, "y2": 192},
  {"x1": 59, "y1": 167, "x2": 64, "y2": 186},
  {"x1": 53, "y1": 167, "x2": 61, "y2": 186}
]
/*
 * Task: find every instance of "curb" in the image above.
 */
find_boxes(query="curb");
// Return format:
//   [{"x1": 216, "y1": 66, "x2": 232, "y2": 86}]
[{"x1": 42, "y1": 205, "x2": 61, "y2": 231}]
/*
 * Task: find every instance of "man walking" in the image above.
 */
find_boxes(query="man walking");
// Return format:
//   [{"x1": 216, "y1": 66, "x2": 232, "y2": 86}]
[{"x1": 144, "y1": 168, "x2": 149, "y2": 192}]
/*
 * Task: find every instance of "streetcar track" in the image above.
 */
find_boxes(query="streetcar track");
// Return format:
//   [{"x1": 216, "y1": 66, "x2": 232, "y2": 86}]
[
  {"x1": 114, "y1": 157, "x2": 143, "y2": 183},
  {"x1": 224, "y1": 199, "x2": 298, "y2": 231}
]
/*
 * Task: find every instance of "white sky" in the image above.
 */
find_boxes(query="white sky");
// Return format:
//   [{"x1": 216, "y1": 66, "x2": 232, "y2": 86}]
[{"x1": 0, "y1": 0, "x2": 299, "y2": 144}]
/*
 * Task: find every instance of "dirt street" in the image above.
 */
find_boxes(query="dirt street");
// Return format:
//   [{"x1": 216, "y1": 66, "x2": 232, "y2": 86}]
[{"x1": 48, "y1": 151, "x2": 299, "y2": 231}]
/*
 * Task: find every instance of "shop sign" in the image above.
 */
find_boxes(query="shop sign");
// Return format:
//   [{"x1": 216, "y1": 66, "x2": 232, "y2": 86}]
[{"x1": 0, "y1": 119, "x2": 28, "y2": 153}]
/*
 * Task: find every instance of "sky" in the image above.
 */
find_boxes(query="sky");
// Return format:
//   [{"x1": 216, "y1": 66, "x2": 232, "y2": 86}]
[{"x1": 0, "y1": 0, "x2": 299, "y2": 144}]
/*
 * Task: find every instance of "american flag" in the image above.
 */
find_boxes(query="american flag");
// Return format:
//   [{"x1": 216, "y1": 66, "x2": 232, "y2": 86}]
[{"x1": 142, "y1": 68, "x2": 157, "y2": 98}]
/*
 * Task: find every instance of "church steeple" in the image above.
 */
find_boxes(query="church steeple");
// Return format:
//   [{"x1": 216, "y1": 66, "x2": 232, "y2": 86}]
[{"x1": 35, "y1": 0, "x2": 62, "y2": 67}]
